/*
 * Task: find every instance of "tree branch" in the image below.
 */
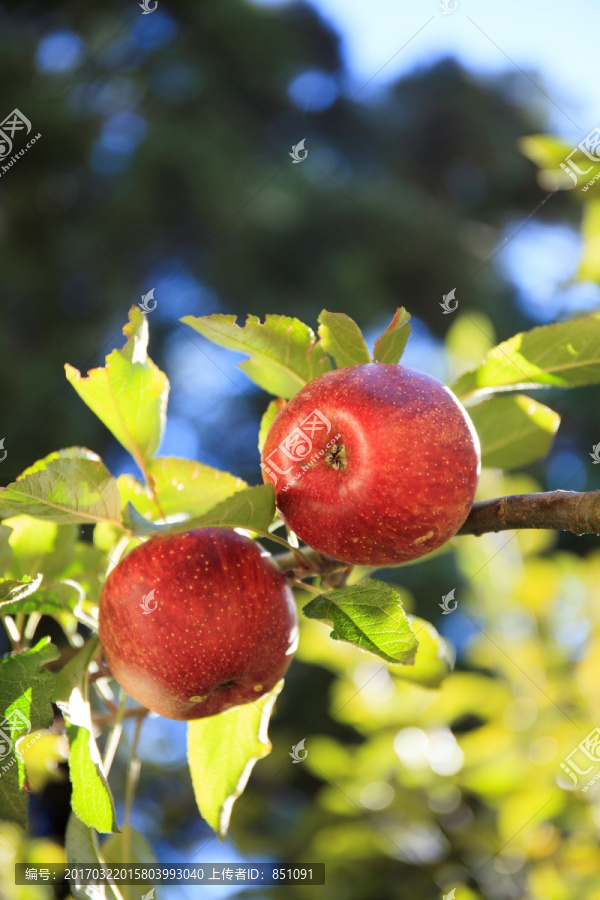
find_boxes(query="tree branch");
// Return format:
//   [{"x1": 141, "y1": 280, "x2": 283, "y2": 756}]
[
  {"x1": 272, "y1": 490, "x2": 600, "y2": 577},
  {"x1": 458, "y1": 490, "x2": 600, "y2": 537}
]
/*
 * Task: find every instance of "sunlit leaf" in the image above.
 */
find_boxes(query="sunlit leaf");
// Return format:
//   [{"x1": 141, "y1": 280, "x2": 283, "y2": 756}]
[
  {"x1": 54, "y1": 638, "x2": 118, "y2": 834},
  {"x1": 102, "y1": 829, "x2": 155, "y2": 900},
  {"x1": 65, "y1": 307, "x2": 169, "y2": 468},
  {"x1": 0, "y1": 638, "x2": 59, "y2": 826},
  {"x1": 118, "y1": 456, "x2": 248, "y2": 521},
  {"x1": 373, "y1": 307, "x2": 411, "y2": 364},
  {"x1": 182, "y1": 313, "x2": 331, "y2": 397},
  {"x1": 318, "y1": 310, "x2": 371, "y2": 367},
  {"x1": 0, "y1": 574, "x2": 82, "y2": 618},
  {"x1": 4, "y1": 515, "x2": 77, "y2": 581},
  {"x1": 303, "y1": 580, "x2": 418, "y2": 664},
  {"x1": 187, "y1": 681, "x2": 283, "y2": 838},
  {"x1": 452, "y1": 313, "x2": 600, "y2": 400},
  {"x1": 180, "y1": 484, "x2": 276, "y2": 535},
  {"x1": 0, "y1": 449, "x2": 121, "y2": 526},
  {"x1": 469, "y1": 394, "x2": 560, "y2": 469},
  {"x1": 578, "y1": 197, "x2": 600, "y2": 282},
  {"x1": 390, "y1": 616, "x2": 454, "y2": 687},
  {"x1": 65, "y1": 814, "x2": 120, "y2": 900}
]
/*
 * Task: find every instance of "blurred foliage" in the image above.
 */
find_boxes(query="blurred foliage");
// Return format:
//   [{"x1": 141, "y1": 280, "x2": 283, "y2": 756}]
[{"x1": 2, "y1": 1, "x2": 600, "y2": 900}]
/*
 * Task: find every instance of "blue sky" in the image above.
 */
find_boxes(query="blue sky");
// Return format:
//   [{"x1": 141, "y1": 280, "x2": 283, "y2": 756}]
[{"x1": 258, "y1": 0, "x2": 599, "y2": 140}]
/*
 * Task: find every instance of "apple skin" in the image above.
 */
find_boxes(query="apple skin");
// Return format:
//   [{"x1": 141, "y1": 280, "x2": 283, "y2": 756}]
[
  {"x1": 261, "y1": 364, "x2": 480, "y2": 566},
  {"x1": 98, "y1": 528, "x2": 298, "y2": 720}
]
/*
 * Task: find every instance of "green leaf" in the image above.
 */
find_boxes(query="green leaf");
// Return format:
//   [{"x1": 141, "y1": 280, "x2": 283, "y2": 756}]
[
  {"x1": 66, "y1": 307, "x2": 169, "y2": 468},
  {"x1": 54, "y1": 637, "x2": 118, "y2": 833},
  {"x1": 452, "y1": 314, "x2": 600, "y2": 401},
  {"x1": 52, "y1": 637, "x2": 100, "y2": 705},
  {"x1": 181, "y1": 313, "x2": 332, "y2": 398},
  {"x1": 258, "y1": 399, "x2": 285, "y2": 454},
  {"x1": 121, "y1": 502, "x2": 160, "y2": 536},
  {"x1": 302, "y1": 580, "x2": 418, "y2": 664},
  {"x1": 518, "y1": 134, "x2": 572, "y2": 170},
  {"x1": 373, "y1": 307, "x2": 411, "y2": 364},
  {"x1": 0, "y1": 573, "x2": 43, "y2": 611},
  {"x1": 102, "y1": 830, "x2": 156, "y2": 900},
  {"x1": 578, "y1": 198, "x2": 600, "y2": 282},
  {"x1": 317, "y1": 310, "x2": 371, "y2": 367},
  {"x1": 4, "y1": 516, "x2": 77, "y2": 581},
  {"x1": 469, "y1": 394, "x2": 560, "y2": 469},
  {"x1": 390, "y1": 616, "x2": 454, "y2": 687},
  {"x1": 65, "y1": 814, "x2": 120, "y2": 900},
  {"x1": 118, "y1": 456, "x2": 248, "y2": 521},
  {"x1": 181, "y1": 484, "x2": 276, "y2": 535},
  {"x1": 0, "y1": 576, "x2": 81, "y2": 618},
  {"x1": 188, "y1": 681, "x2": 283, "y2": 838},
  {"x1": 0, "y1": 637, "x2": 59, "y2": 826},
  {"x1": 0, "y1": 449, "x2": 122, "y2": 526}
]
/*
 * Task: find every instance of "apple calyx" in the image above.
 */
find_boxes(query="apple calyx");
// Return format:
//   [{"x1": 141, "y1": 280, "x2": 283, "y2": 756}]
[{"x1": 325, "y1": 442, "x2": 346, "y2": 470}]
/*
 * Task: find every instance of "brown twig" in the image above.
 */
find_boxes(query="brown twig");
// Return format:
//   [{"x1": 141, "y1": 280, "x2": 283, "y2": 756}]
[
  {"x1": 458, "y1": 490, "x2": 600, "y2": 537},
  {"x1": 273, "y1": 491, "x2": 600, "y2": 580}
]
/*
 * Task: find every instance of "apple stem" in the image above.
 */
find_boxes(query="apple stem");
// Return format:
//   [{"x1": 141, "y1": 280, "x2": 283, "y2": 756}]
[
  {"x1": 273, "y1": 546, "x2": 347, "y2": 578},
  {"x1": 260, "y1": 531, "x2": 322, "y2": 574},
  {"x1": 289, "y1": 579, "x2": 324, "y2": 597}
]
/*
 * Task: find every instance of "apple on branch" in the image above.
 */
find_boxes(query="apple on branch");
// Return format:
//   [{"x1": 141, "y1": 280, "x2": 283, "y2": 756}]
[
  {"x1": 98, "y1": 528, "x2": 298, "y2": 720},
  {"x1": 261, "y1": 363, "x2": 481, "y2": 566}
]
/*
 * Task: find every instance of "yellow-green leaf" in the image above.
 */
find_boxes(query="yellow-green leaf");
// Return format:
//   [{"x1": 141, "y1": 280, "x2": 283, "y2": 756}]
[
  {"x1": 181, "y1": 313, "x2": 331, "y2": 398},
  {"x1": 66, "y1": 307, "x2": 169, "y2": 468},
  {"x1": 452, "y1": 313, "x2": 600, "y2": 401},
  {"x1": 187, "y1": 682, "x2": 283, "y2": 838},
  {"x1": 373, "y1": 307, "x2": 411, "y2": 364},
  {"x1": 303, "y1": 580, "x2": 418, "y2": 664},
  {"x1": 318, "y1": 310, "x2": 371, "y2": 367},
  {"x1": 118, "y1": 457, "x2": 248, "y2": 521},
  {"x1": 469, "y1": 394, "x2": 560, "y2": 469},
  {"x1": 0, "y1": 449, "x2": 121, "y2": 526}
]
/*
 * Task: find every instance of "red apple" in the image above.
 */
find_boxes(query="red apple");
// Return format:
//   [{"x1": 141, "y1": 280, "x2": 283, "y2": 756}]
[
  {"x1": 261, "y1": 364, "x2": 480, "y2": 566},
  {"x1": 98, "y1": 528, "x2": 298, "y2": 720}
]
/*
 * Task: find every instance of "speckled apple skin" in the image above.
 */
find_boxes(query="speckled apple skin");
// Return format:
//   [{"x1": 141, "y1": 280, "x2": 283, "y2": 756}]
[
  {"x1": 261, "y1": 364, "x2": 481, "y2": 566},
  {"x1": 98, "y1": 528, "x2": 298, "y2": 720}
]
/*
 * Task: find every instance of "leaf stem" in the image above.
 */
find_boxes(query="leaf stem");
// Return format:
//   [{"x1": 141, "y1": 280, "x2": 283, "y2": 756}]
[
  {"x1": 103, "y1": 688, "x2": 128, "y2": 776},
  {"x1": 122, "y1": 712, "x2": 144, "y2": 861},
  {"x1": 3, "y1": 615, "x2": 21, "y2": 650}
]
